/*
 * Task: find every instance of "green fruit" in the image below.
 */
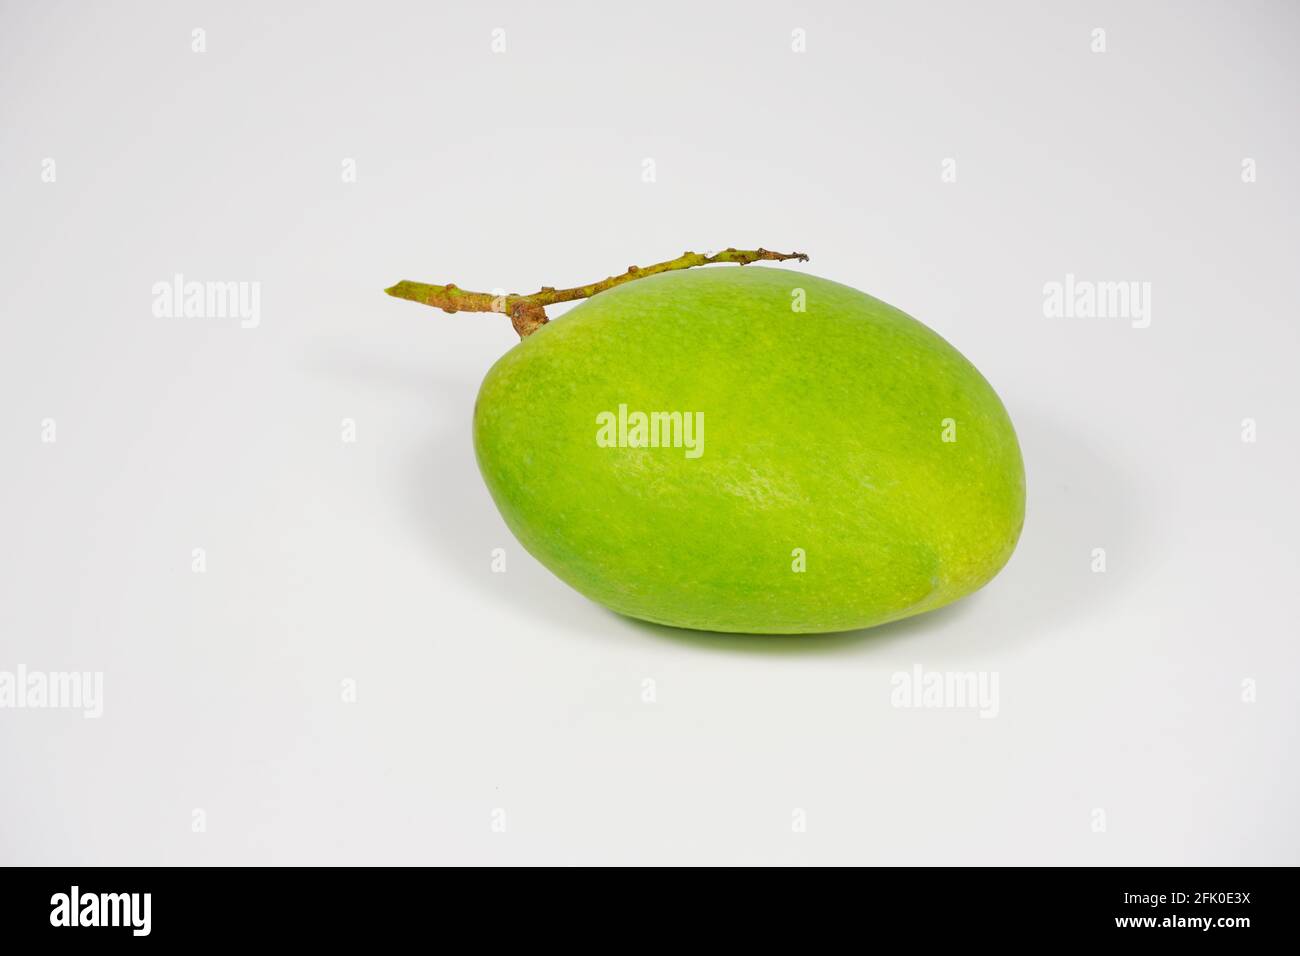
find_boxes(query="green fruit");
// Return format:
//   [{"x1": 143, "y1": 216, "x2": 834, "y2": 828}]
[{"x1": 471, "y1": 265, "x2": 1025, "y2": 634}]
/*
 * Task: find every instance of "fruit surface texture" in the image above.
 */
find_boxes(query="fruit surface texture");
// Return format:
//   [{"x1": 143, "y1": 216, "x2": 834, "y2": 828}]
[{"x1": 473, "y1": 266, "x2": 1025, "y2": 634}]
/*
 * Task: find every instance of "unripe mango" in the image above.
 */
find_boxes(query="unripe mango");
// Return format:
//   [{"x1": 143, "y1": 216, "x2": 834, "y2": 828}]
[{"x1": 472, "y1": 266, "x2": 1024, "y2": 634}]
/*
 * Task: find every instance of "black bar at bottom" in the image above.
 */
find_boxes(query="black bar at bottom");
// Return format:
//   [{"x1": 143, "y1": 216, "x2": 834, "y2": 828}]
[{"x1": 0, "y1": 866, "x2": 1286, "y2": 942}]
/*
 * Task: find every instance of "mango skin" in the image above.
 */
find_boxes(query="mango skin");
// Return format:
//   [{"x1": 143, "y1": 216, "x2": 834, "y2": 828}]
[{"x1": 472, "y1": 267, "x2": 1025, "y2": 634}]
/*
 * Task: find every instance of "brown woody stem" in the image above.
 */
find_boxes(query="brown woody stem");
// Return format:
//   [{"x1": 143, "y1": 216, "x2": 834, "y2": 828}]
[{"x1": 385, "y1": 247, "x2": 810, "y2": 338}]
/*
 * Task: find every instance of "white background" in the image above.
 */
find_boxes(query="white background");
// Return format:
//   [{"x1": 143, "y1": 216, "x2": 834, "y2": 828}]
[{"x1": 2, "y1": 0, "x2": 1297, "y2": 865}]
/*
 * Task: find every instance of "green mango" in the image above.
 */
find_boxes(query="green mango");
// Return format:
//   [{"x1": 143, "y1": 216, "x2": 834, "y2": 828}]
[{"x1": 472, "y1": 266, "x2": 1024, "y2": 634}]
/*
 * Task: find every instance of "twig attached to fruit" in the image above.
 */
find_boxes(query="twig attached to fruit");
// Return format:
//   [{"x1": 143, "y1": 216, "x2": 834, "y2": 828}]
[{"x1": 385, "y1": 247, "x2": 810, "y2": 338}]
